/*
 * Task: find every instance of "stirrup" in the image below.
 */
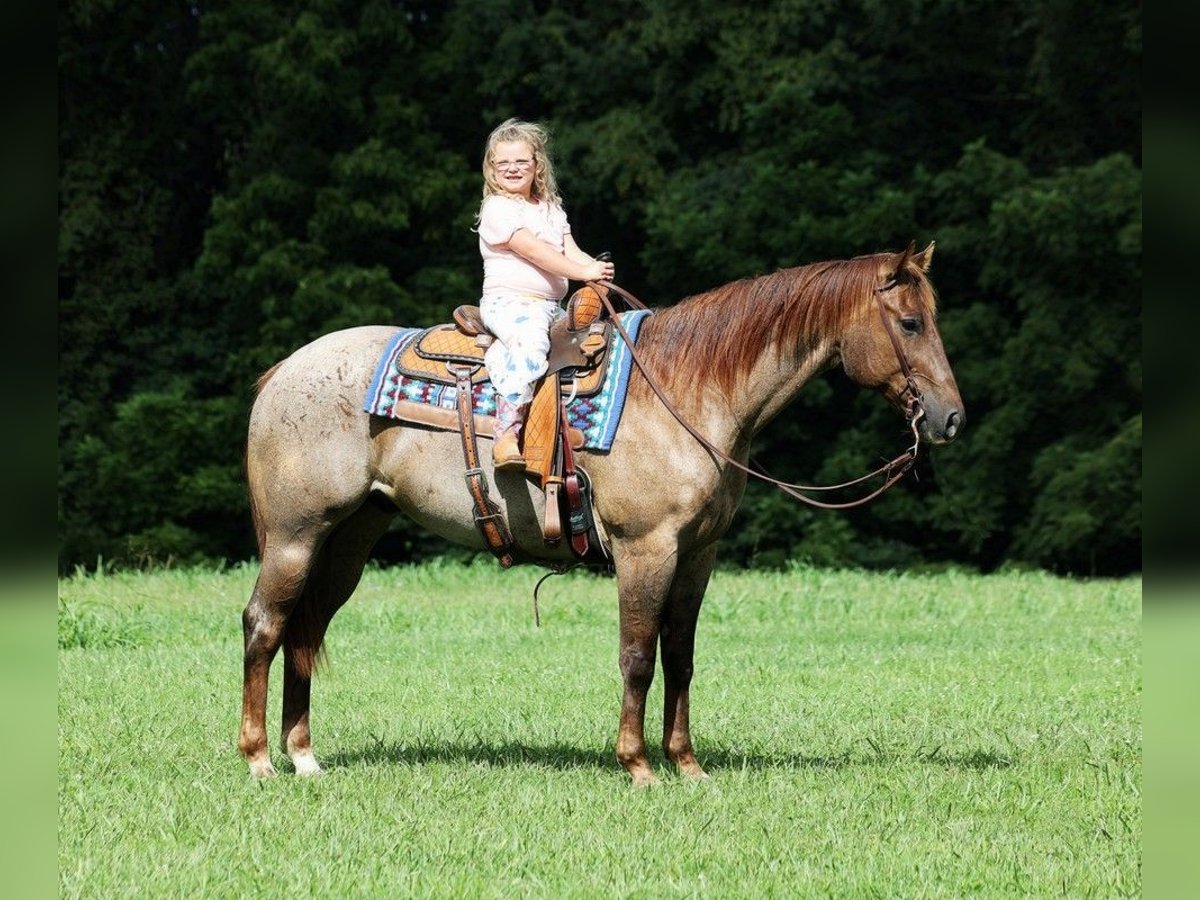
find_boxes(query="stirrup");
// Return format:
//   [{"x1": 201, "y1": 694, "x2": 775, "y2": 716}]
[{"x1": 493, "y1": 433, "x2": 525, "y2": 471}]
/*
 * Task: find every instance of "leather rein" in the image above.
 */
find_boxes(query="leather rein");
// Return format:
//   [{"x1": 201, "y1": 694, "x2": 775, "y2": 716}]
[{"x1": 586, "y1": 279, "x2": 927, "y2": 510}]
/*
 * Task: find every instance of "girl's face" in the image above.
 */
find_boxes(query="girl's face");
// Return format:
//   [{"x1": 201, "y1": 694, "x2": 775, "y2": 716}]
[{"x1": 491, "y1": 140, "x2": 536, "y2": 198}]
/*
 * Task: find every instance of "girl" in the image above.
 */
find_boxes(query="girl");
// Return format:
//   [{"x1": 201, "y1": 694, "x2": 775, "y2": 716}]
[{"x1": 475, "y1": 118, "x2": 614, "y2": 470}]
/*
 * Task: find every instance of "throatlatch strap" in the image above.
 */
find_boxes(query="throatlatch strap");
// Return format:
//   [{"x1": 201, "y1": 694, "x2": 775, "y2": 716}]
[{"x1": 452, "y1": 366, "x2": 516, "y2": 568}]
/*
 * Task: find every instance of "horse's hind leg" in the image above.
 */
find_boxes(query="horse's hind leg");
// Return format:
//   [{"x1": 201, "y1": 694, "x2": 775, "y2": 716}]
[
  {"x1": 239, "y1": 535, "x2": 322, "y2": 778},
  {"x1": 280, "y1": 501, "x2": 394, "y2": 776},
  {"x1": 660, "y1": 544, "x2": 717, "y2": 780}
]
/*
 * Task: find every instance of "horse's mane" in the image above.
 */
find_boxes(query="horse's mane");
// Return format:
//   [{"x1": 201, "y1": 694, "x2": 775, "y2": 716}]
[{"x1": 632, "y1": 253, "x2": 936, "y2": 395}]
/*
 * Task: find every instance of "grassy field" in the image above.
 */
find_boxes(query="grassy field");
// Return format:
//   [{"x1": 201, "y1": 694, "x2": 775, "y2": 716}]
[{"x1": 58, "y1": 562, "x2": 1140, "y2": 898}]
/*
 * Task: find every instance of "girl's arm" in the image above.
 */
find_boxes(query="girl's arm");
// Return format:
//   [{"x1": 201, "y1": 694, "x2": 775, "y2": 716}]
[
  {"x1": 507, "y1": 229, "x2": 614, "y2": 282},
  {"x1": 562, "y1": 233, "x2": 597, "y2": 266}
]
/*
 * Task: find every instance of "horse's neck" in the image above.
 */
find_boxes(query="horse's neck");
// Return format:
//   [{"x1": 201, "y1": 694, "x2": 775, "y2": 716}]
[
  {"x1": 734, "y1": 336, "x2": 836, "y2": 438},
  {"x1": 633, "y1": 283, "x2": 843, "y2": 449},
  {"x1": 644, "y1": 331, "x2": 835, "y2": 456}
]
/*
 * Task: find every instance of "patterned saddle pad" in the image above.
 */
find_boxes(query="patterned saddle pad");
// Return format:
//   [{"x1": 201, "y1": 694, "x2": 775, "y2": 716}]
[{"x1": 364, "y1": 310, "x2": 651, "y2": 451}]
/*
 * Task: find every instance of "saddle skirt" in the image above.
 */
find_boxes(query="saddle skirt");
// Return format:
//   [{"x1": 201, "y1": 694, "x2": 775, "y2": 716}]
[{"x1": 395, "y1": 320, "x2": 611, "y2": 397}]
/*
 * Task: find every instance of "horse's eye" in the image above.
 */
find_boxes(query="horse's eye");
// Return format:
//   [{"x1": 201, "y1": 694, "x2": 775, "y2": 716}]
[{"x1": 899, "y1": 316, "x2": 922, "y2": 336}]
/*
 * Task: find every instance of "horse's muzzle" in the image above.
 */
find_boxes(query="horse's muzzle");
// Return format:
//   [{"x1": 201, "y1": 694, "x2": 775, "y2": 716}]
[
  {"x1": 920, "y1": 407, "x2": 964, "y2": 444},
  {"x1": 944, "y1": 410, "x2": 963, "y2": 441}
]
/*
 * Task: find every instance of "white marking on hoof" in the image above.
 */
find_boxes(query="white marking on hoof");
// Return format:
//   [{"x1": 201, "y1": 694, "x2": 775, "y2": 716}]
[
  {"x1": 291, "y1": 751, "x2": 323, "y2": 777},
  {"x1": 248, "y1": 758, "x2": 278, "y2": 779},
  {"x1": 630, "y1": 770, "x2": 659, "y2": 788}
]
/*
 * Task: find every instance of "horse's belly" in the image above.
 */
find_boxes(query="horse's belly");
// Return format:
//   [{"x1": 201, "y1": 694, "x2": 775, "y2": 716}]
[{"x1": 371, "y1": 424, "x2": 576, "y2": 562}]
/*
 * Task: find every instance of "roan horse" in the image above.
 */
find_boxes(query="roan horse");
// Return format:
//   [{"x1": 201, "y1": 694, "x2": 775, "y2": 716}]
[{"x1": 240, "y1": 242, "x2": 963, "y2": 785}]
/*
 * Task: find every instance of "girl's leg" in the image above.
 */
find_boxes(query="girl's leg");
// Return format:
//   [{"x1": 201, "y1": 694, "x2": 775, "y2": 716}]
[
  {"x1": 480, "y1": 295, "x2": 558, "y2": 407},
  {"x1": 481, "y1": 295, "x2": 558, "y2": 468},
  {"x1": 494, "y1": 395, "x2": 526, "y2": 438},
  {"x1": 492, "y1": 395, "x2": 526, "y2": 468}
]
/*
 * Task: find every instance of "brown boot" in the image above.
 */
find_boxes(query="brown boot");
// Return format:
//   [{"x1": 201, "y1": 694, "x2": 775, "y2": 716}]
[{"x1": 493, "y1": 431, "x2": 525, "y2": 471}]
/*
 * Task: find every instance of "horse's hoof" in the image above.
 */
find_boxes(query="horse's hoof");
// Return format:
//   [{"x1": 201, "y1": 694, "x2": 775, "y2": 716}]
[
  {"x1": 247, "y1": 758, "x2": 278, "y2": 779},
  {"x1": 291, "y1": 753, "x2": 323, "y2": 777},
  {"x1": 629, "y1": 769, "x2": 659, "y2": 788}
]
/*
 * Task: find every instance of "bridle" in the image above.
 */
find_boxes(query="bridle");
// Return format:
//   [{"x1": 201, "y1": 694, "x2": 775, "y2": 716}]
[
  {"x1": 587, "y1": 278, "x2": 928, "y2": 510},
  {"x1": 873, "y1": 276, "x2": 927, "y2": 424}
]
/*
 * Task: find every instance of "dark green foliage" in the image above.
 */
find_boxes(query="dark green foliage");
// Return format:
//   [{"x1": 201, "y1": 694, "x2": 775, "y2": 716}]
[{"x1": 58, "y1": 0, "x2": 1140, "y2": 574}]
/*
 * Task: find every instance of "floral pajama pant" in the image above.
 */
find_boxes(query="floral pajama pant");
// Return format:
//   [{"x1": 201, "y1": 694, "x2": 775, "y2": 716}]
[{"x1": 480, "y1": 292, "x2": 563, "y2": 432}]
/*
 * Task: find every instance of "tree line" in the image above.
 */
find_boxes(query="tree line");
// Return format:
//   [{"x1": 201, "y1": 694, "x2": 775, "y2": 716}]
[{"x1": 59, "y1": 0, "x2": 1141, "y2": 574}]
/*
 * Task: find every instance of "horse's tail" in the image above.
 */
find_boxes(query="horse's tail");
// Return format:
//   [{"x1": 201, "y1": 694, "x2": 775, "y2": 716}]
[
  {"x1": 246, "y1": 454, "x2": 267, "y2": 558},
  {"x1": 245, "y1": 363, "x2": 283, "y2": 558},
  {"x1": 283, "y1": 543, "x2": 334, "y2": 680},
  {"x1": 254, "y1": 361, "x2": 284, "y2": 395},
  {"x1": 283, "y1": 590, "x2": 325, "y2": 680}
]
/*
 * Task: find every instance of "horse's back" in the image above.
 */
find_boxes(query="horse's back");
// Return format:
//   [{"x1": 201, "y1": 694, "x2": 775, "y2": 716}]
[
  {"x1": 251, "y1": 325, "x2": 399, "y2": 447},
  {"x1": 254, "y1": 325, "x2": 399, "y2": 400}
]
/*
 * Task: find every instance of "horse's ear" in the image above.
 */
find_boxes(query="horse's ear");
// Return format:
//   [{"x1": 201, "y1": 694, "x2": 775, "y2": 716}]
[
  {"x1": 913, "y1": 240, "x2": 935, "y2": 272},
  {"x1": 886, "y1": 241, "x2": 917, "y2": 282}
]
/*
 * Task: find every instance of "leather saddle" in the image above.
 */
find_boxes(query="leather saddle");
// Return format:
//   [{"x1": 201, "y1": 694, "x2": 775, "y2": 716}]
[
  {"x1": 387, "y1": 285, "x2": 615, "y2": 566},
  {"x1": 393, "y1": 286, "x2": 613, "y2": 396}
]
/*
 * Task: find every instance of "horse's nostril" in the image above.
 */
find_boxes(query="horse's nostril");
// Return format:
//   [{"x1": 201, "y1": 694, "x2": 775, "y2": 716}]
[{"x1": 945, "y1": 410, "x2": 961, "y2": 439}]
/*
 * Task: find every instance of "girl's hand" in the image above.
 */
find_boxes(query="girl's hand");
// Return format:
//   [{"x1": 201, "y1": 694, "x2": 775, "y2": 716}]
[{"x1": 581, "y1": 258, "x2": 615, "y2": 282}]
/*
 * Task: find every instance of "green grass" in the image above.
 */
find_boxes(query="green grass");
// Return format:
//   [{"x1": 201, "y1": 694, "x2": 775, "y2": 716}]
[{"x1": 59, "y1": 562, "x2": 1141, "y2": 898}]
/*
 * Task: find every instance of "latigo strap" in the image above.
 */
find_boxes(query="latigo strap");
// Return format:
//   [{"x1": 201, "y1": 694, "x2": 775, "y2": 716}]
[
  {"x1": 452, "y1": 365, "x2": 515, "y2": 567},
  {"x1": 560, "y1": 399, "x2": 590, "y2": 558}
]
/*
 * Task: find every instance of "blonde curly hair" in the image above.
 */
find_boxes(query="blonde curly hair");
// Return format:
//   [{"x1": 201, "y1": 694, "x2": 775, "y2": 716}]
[{"x1": 479, "y1": 118, "x2": 562, "y2": 209}]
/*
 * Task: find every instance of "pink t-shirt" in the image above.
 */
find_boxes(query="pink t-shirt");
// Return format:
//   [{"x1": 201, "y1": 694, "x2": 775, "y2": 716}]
[{"x1": 478, "y1": 195, "x2": 571, "y2": 300}]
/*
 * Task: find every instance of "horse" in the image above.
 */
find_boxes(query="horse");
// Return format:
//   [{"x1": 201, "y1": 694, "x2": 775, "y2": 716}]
[{"x1": 239, "y1": 242, "x2": 964, "y2": 786}]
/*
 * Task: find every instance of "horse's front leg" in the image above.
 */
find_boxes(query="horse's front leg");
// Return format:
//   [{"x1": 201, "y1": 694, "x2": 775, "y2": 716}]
[
  {"x1": 614, "y1": 538, "x2": 677, "y2": 787},
  {"x1": 660, "y1": 544, "x2": 717, "y2": 780}
]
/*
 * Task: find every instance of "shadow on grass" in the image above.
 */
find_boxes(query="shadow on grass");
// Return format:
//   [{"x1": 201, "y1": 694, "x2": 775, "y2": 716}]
[
  {"x1": 326, "y1": 740, "x2": 611, "y2": 772},
  {"x1": 702, "y1": 747, "x2": 1013, "y2": 772},
  {"x1": 325, "y1": 740, "x2": 1013, "y2": 774}
]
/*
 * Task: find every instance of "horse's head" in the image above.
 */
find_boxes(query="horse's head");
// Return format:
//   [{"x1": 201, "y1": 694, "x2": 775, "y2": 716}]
[{"x1": 839, "y1": 242, "x2": 964, "y2": 444}]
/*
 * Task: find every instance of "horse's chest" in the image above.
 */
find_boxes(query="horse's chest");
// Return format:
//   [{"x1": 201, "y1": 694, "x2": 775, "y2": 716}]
[{"x1": 588, "y1": 453, "x2": 742, "y2": 543}]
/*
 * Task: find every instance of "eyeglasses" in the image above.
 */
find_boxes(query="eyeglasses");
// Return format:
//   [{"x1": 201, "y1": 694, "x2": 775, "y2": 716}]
[{"x1": 492, "y1": 158, "x2": 533, "y2": 171}]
